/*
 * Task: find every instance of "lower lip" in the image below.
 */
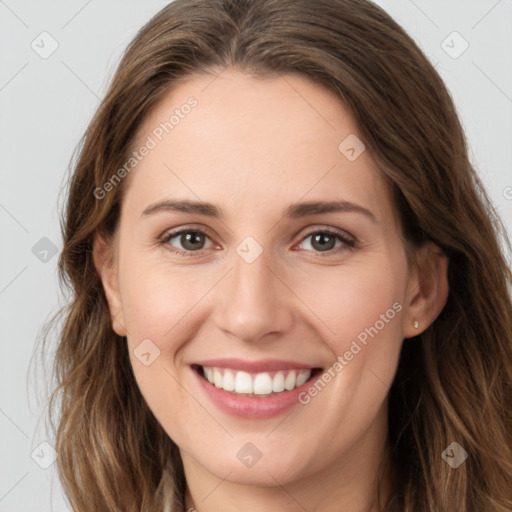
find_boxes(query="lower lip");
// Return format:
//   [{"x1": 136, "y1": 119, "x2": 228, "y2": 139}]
[{"x1": 193, "y1": 367, "x2": 320, "y2": 419}]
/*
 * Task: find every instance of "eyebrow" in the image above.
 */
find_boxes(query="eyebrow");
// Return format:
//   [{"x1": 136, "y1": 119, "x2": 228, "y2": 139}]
[{"x1": 141, "y1": 199, "x2": 377, "y2": 223}]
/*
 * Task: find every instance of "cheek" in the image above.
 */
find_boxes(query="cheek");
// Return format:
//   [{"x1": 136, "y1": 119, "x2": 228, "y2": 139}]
[
  {"x1": 118, "y1": 250, "x2": 216, "y2": 347},
  {"x1": 289, "y1": 254, "x2": 406, "y2": 419},
  {"x1": 286, "y1": 264, "x2": 405, "y2": 471},
  {"x1": 290, "y1": 255, "x2": 406, "y2": 352},
  {"x1": 117, "y1": 253, "x2": 214, "y2": 442}
]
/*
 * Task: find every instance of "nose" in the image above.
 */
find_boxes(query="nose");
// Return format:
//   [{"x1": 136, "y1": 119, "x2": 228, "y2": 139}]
[{"x1": 212, "y1": 247, "x2": 294, "y2": 344}]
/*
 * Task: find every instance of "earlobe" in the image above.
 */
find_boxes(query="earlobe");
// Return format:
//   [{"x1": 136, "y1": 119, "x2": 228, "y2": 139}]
[
  {"x1": 93, "y1": 234, "x2": 127, "y2": 337},
  {"x1": 402, "y1": 242, "x2": 449, "y2": 339}
]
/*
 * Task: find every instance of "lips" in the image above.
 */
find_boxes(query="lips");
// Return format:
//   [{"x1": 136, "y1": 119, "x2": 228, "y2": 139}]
[
  {"x1": 194, "y1": 358, "x2": 318, "y2": 373},
  {"x1": 190, "y1": 358, "x2": 323, "y2": 418}
]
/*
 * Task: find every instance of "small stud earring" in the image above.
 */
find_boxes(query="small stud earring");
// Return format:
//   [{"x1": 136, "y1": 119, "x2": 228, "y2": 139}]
[{"x1": 413, "y1": 319, "x2": 419, "y2": 329}]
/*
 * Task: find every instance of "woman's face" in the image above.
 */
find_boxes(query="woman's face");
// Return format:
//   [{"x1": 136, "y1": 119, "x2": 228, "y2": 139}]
[{"x1": 98, "y1": 70, "x2": 430, "y2": 488}]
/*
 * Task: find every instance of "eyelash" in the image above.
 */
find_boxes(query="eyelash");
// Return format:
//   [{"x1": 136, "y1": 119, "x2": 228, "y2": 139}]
[{"x1": 158, "y1": 225, "x2": 356, "y2": 258}]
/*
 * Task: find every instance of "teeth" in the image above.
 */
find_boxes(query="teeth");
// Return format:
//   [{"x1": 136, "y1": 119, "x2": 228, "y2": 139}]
[
  {"x1": 296, "y1": 370, "x2": 309, "y2": 387},
  {"x1": 253, "y1": 373, "x2": 273, "y2": 395},
  {"x1": 284, "y1": 370, "x2": 296, "y2": 391},
  {"x1": 272, "y1": 371, "x2": 285, "y2": 392},
  {"x1": 223, "y1": 370, "x2": 235, "y2": 391},
  {"x1": 202, "y1": 367, "x2": 312, "y2": 396},
  {"x1": 235, "y1": 371, "x2": 253, "y2": 394},
  {"x1": 213, "y1": 368, "x2": 223, "y2": 388}
]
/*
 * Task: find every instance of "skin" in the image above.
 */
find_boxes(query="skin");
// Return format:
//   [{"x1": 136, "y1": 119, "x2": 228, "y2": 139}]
[{"x1": 94, "y1": 70, "x2": 449, "y2": 512}]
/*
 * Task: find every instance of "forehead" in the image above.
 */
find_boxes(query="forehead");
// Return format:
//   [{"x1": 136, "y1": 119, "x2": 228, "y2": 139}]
[{"x1": 122, "y1": 70, "x2": 392, "y2": 224}]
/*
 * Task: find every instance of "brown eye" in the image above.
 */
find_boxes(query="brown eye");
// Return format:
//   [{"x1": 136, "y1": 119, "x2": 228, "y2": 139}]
[
  {"x1": 310, "y1": 233, "x2": 337, "y2": 252},
  {"x1": 298, "y1": 229, "x2": 355, "y2": 256},
  {"x1": 160, "y1": 228, "x2": 214, "y2": 256},
  {"x1": 179, "y1": 231, "x2": 206, "y2": 251}
]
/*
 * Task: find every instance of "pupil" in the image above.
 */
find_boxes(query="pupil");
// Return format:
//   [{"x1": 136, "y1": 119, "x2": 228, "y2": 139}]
[
  {"x1": 313, "y1": 233, "x2": 334, "y2": 251},
  {"x1": 182, "y1": 232, "x2": 204, "y2": 250}
]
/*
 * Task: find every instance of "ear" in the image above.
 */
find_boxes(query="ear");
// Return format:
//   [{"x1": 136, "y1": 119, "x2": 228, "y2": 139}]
[
  {"x1": 93, "y1": 234, "x2": 127, "y2": 337},
  {"x1": 402, "y1": 242, "x2": 449, "y2": 338}
]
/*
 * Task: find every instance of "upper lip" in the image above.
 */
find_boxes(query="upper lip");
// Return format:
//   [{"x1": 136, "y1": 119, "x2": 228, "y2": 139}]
[{"x1": 193, "y1": 358, "x2": 320, "y2": 373}]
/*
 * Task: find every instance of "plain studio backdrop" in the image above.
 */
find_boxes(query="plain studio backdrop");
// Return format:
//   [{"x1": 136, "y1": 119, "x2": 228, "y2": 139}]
[{"x1": 0, "y1": 1, "x2": 511, "y2": 511}]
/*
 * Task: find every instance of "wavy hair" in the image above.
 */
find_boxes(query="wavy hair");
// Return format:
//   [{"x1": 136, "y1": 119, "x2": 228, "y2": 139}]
[{"x1": 39, "y1": 0, "x2": 512, "y2": 510}]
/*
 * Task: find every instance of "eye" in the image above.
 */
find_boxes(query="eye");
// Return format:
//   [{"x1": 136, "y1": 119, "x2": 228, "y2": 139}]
[
  {"x1": 158, "y1": 226, "x2": 356, "y2": 257},
  {"x1": 296, "y1": 229, "x2": 355, "y2": 256},
  {"x1": 159, "y1": 228, "x2": 215, "y2": 256}
]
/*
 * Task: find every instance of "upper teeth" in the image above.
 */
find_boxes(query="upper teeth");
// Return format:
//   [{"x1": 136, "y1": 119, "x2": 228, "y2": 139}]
[{"x1": 202, "y1": 367, "x2": 312, "y2": 395}]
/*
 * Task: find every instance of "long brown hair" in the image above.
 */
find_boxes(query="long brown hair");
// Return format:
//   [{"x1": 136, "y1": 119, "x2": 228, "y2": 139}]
[{"x1": 39, "y1": 0, "x2": 512, "y2": 510}]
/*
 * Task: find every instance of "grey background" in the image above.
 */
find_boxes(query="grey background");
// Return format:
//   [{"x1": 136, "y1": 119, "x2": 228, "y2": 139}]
[{"x1": 1, "y1": 1, "x2": 511, "y2": 510}]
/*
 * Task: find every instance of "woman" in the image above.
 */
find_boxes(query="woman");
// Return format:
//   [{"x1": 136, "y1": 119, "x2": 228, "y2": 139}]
[{"x1": 42, "y1": 0, "x2": 512, "y2": 510}]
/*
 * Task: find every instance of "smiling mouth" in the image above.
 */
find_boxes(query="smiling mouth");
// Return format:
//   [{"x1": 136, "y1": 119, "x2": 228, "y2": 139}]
[{"x1": 192, "y1": 364, "x2": 323, "y2": 397}]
